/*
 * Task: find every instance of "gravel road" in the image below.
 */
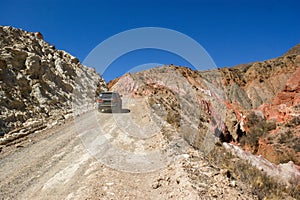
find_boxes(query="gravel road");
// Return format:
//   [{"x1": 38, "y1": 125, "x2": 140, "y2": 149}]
[{"x1": 0, "y1": 98, "x2": 257, "y2": 200}]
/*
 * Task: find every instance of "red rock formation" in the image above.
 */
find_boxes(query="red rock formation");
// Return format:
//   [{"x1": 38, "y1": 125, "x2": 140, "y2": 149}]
[{"x1": 110, "y1": 44, "x2": 300, "y2": 168}]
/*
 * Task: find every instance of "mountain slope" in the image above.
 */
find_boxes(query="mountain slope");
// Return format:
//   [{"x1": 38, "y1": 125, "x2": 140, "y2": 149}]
[
  {"x1": 110, "y1": 50, "x2": 299, "y2": 164},
  {"x1": 0, "y1": 26, "x2": 107, "y2": 138},
  {"x1": 109, "y1": 44, "x2": 300, "y2": 198}
]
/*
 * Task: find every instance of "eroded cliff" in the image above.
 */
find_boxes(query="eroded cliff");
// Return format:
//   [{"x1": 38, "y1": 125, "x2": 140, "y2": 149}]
[{"x1": 0, "y1": 26, "x2": 107, "y2": 139}]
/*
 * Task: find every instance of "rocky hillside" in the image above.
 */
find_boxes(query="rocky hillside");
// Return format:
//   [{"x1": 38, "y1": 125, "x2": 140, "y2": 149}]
[
  {"x1": 200, "y1": 51, "x2": 300, "y2": 164},
  {"x1": 0, "y1": 26, "x2": 107, "y2": 140},
  {"x1": 110, "y1": 51, "x2": 300, "y2": 163},
  {"x1": 285, "y1": 43, "x2": 300, "y2": 56},
  {"x1": 109, "y1": 45, "x2": 300, "y2": 198}
]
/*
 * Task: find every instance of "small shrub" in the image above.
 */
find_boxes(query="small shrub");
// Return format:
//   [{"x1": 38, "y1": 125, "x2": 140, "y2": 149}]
[
  {"x1": 278, "y1": 130, "x2": 292, "y2": 143},
  {"x1": 240, "y1": 112, "x2": 276, "y2": 153},
  {"x1": 285, "y1": 116, "x2": 300, "y2": 127},
  {"x1": 264, "y1": 120, "x2": 276, "y2": 131},
  {"x1": 293, "y1": 142, "x2": 300, "y2": 152},
  {"x1": 148, "y1": 97, "x2": 155, "y2": 107},
  {"x1": 166, "y1": 110, "x2": 180, "y2": 127}
]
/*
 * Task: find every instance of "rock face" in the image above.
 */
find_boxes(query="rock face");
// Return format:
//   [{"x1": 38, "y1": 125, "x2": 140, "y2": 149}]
[
  {"x1": 110, "y1": 51, "x2": 299, "y2": 164},
  {"x1": 198, "y1": 52, "x2": 300, "y2": 165},
  {"x1": 109, "y1": 44, "x2": 300, "y2": 195},
  {"x1": 0, "y1": 26, "x2": 107, "y2": 137}
]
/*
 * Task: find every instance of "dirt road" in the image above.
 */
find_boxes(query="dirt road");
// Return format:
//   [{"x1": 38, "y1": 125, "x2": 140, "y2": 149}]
[{"x1": 0, "y1": 98, "x2": 256, "y2": 199}]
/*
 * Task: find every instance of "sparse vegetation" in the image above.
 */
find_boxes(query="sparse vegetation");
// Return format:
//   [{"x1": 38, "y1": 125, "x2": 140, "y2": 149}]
[
  {"x1": 205, "y1": 145, "x2": 300, "y2": 200},
  {"x1": 285, "y1": 116, "x2": 300, "y2": 127},
  {"x1": 278, "y1": 130, "x2": 292, "y2": 143},
  {"x1": 240, "y1": 112, "x2": 276, "y2": 153},
  {"x1": 166, "y1": 110, "x2": 180, "y2": 127}
]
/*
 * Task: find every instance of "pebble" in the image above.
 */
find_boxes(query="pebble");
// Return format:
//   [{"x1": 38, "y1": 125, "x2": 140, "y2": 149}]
[{"x1": 230, "y1": 180, "x2": 236, "y2": 187}]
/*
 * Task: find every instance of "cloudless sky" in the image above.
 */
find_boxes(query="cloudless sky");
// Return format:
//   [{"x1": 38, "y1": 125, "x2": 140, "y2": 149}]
[{"x1": 1, "y1": 0, "x2": 299, "y2": 81}]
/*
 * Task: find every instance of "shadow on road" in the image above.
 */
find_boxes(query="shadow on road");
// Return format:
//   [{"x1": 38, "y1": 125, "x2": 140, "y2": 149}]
[
  {"x1": 120, "y1": 109, "x2": 130, "y2": 113},
  {"x1": 99, "y1": 109, "x2": 130, "y2": 114}
]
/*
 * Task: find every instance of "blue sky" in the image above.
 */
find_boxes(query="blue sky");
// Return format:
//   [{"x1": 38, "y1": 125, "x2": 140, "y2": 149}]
[{"x1": 1, "y1": 0, "x2": 299, "y2": 81}]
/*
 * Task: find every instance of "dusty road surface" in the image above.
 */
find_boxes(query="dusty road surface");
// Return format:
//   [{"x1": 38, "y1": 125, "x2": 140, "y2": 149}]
[{"x1": 0, "y1": 98, "x2": 256, "y2": 200}]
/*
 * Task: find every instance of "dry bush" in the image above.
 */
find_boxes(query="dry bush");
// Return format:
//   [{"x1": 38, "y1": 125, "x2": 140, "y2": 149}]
[
  {"x1": 285, "y1": 116, "x2": 300, "y2": 127},
  {"x1": 240, "y1": 112, "x2": 276, "y2": 153},
  {"x1": 205, "y1": 145, "x2": 299, "y2": 200}
]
